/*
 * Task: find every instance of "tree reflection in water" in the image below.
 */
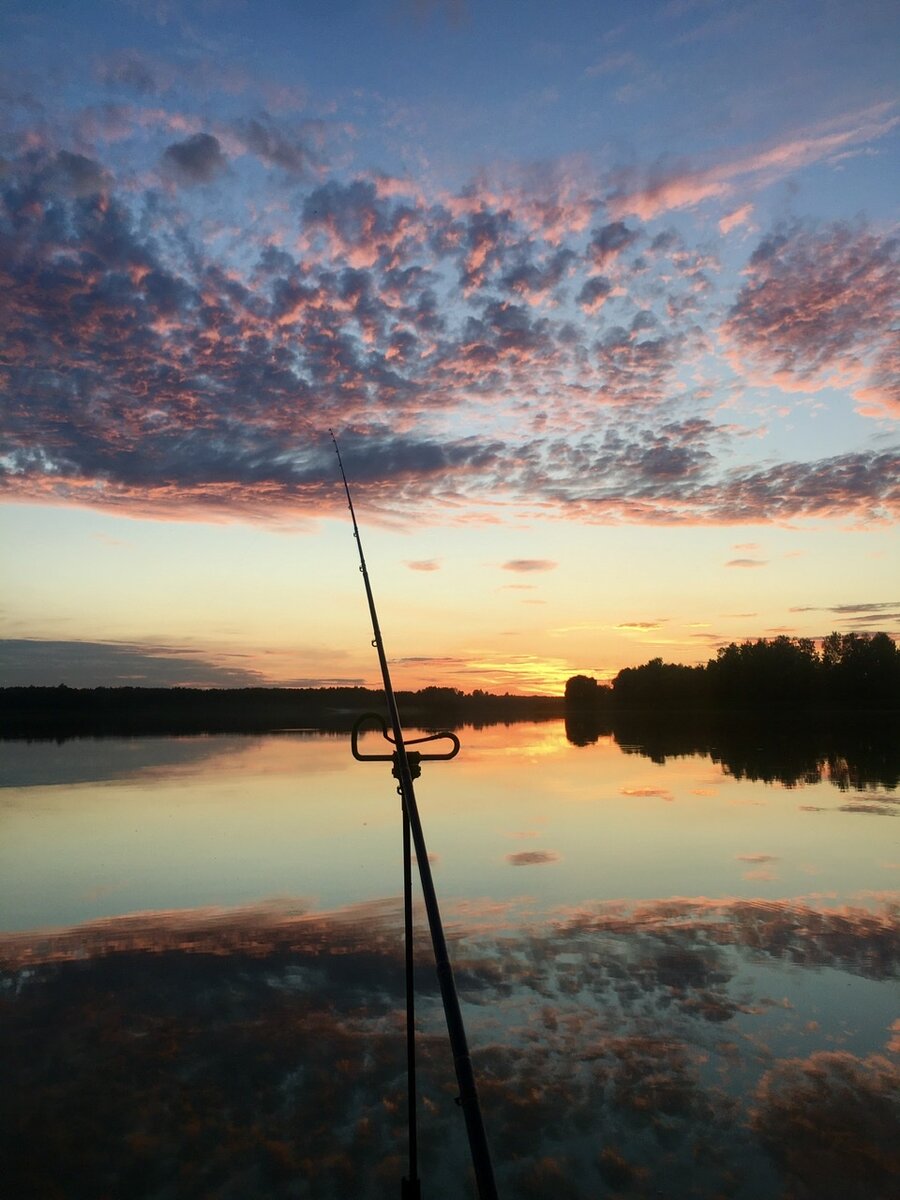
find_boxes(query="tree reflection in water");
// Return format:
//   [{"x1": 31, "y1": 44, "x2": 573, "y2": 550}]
[{"x1": 566, "y1": 711, "x2": 900, "y2": 791}]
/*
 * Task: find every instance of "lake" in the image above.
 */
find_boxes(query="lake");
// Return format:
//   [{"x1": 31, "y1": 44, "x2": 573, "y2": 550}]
[{"x1": 2, "y1": 721, "x2": 898, "y2": 1198}]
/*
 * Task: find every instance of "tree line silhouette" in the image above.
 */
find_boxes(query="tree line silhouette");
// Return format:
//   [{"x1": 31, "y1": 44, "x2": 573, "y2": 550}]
[
  {"x1": 2, "y1": 633, "x2": 896, "y2": 742},
  {"x1": 565, "y1": 632, "x2": 900, "y2": 714},
  {"x1": 0, "y1": 684, "x2": 563, "y2": 739}
]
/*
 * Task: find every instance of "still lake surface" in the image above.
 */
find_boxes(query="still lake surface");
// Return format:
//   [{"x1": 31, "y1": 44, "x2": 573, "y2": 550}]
[{"x1": 2, "y1": 721, "x2": 898, "y2": 1198}]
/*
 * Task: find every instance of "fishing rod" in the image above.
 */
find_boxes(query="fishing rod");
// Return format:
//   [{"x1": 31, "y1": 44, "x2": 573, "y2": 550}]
[{"x1": 330, "y1": 430, "x2": 498, "y2": 1200}]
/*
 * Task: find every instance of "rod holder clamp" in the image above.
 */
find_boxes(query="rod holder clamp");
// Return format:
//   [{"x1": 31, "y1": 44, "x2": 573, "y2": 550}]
[{"x1": 350, "y1": 713, "x2": 460, "y2": 776}]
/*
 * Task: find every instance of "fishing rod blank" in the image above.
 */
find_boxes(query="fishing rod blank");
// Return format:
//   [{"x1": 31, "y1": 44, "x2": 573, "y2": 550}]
[{"x1": 330, "y1": 430, "x2": 499, "y2": 1200}]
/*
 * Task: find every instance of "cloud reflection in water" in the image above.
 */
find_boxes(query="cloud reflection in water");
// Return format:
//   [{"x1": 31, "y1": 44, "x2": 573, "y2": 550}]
[
  {"x1": 506, "y1": 851, "x2": 561, "y2": 867},
  {"x1": 2, "y1": 893, "x2": 897, "y2": 1199}
]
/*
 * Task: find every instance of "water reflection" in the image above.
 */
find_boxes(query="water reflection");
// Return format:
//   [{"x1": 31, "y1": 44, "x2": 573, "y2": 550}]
[
  {"x1": 0, "y1": 730, "x2": 340, "y2": 788},
  {"x1": 2, "y1": 896, "x2": 897, "y2": 1199},
  {"x1": 566, "y1": 711, "x2": 900, "y2": 791},
  {"x1": 5, "y1": 712, "x2": 899, "y2": 791},
  {"x1": 2, "y1": 724, "x2": 898, "y2": 1197}
]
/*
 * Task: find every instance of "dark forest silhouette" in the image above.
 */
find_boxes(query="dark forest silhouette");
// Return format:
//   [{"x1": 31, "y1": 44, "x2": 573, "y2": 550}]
[
  {"x1": 0, "y1": 683, "x2": 563, "y2": 739},
  {"x1": 566, "y1": 631, "x2": 900, "y2": 714}
]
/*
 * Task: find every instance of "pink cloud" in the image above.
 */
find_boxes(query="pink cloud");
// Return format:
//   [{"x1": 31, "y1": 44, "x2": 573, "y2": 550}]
[
  {"x1": 718, "y1": 203, "x2": 754, "y2": 234},
  {"x1": 2, "y1": 138, "x2": 896, "y2": 530},
  {"x1": 721, "y1": 221, "x2": 899, "y2": 415},
  {"x1": 610, "y1": 105, "x2": 899, "y2": 220}
]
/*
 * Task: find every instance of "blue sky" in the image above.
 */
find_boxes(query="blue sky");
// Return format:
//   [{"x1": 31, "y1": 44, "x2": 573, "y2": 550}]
[{"x1": 1, "y1": 0, "x2": 898, "y2": 691}]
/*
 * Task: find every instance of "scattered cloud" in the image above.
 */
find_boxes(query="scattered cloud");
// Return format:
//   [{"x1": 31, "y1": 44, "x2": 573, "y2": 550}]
[
  {"x1": 501, "y1": 560, "x2": 558, "y2": 572},
  {"x1": 790, "y1": 601, "x2": 899, "y2": 615},
  {"x1": 576, "y1": 274, "x2": 612, "y2": 312},
  {"x1": 726, "y1": 559, "x2": 767, "y2": 568},
  {"x1": 719, "y1": 203, "x2": 754, "y2": 235},
  {"x1": 787, "y1": 601, "x2": 900, "y2": 629},
  {"x1": 1, "y1": 107, "x2": 897, "y2": 530},
  {"x1": 722, "y1": 220, "x2": 900, "y2": 417},
  {"x1": 233, "y1": 114, "x2": 319, "y2": 176},
  {"x1": 588, "y1": 221, "x2": 639, "y2": 268},
  {"x1": 405, "y1": 559, "x2": 441, "y2": 571},
  {"x1": 609, "y1": 107, "x2": 900, "y2": 220},
  {"x1": 0, "y1": 639, "x2": 357, "y2": 689},
  {"x1": 831, "y1": 602, "x2": 899, "y2": 614},
  {"x1": 98, "y1": 51, "x2": 164, "y2": 96},
  {"x1": 161, "y1": 132, "x2": 228, "y2": 184},
  {"x1": 505, "y1": 850, "x2": 561, "y2": 866}
]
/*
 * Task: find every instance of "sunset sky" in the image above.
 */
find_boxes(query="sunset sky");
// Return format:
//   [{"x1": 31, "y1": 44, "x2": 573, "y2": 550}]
[{"x1": 1, "y1": 0, "x2": 898, "y2": 694}]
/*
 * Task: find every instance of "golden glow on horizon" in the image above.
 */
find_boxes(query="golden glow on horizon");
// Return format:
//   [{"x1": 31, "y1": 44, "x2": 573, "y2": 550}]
[{"x1": 2, "y1": 503, "x2": 898, "y2": 693}]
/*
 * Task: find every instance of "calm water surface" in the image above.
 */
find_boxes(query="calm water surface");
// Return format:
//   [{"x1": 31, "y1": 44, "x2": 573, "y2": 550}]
[{"x1": 2, "y1": 722, "x2": 898, "y2": 1198}]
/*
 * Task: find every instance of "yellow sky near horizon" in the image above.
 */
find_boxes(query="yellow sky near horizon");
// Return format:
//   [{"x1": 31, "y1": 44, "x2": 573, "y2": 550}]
[{"x1": 4, "y1": 499, "x2": 896, "y2": 693}]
